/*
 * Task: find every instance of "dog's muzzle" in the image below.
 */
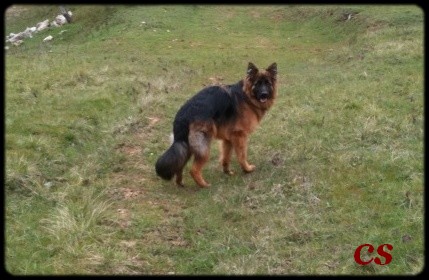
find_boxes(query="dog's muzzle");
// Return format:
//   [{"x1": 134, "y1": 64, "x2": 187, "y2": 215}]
[{"x1": 259, "y1": 92, "x2": 269, "y2": 103}]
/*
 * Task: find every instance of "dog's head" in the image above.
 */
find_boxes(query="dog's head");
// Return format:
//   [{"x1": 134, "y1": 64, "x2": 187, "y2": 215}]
[{"x1": 243, "y1": 62, "x2": 277, "y2": 109}]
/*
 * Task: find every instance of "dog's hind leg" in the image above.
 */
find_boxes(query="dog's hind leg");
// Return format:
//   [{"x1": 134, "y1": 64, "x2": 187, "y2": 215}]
[
  {"x1": 190, "y1": 153, "x2": 210, "y2": 188},
  {"x1": 188, "y1": 122, "x2": 213, "y2": 188},
  {"x1": 175, "y1": 170, "x2": 184, "y2": 187}
]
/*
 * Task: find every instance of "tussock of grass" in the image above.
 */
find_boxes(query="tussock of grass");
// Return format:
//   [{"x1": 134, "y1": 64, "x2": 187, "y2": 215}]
[{"x1": 5, "y1": 5, "x2": 423, "y2": 275}]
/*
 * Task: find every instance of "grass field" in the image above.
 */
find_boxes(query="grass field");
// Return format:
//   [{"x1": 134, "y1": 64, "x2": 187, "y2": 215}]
[{"x1": 5, "y1": 5, "x2": 424, "y2": 275}]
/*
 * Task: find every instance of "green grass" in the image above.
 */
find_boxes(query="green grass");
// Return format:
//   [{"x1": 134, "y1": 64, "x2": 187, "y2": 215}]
[{"x1": 5, "y1": 5, "x2": 424, "y2": 275}]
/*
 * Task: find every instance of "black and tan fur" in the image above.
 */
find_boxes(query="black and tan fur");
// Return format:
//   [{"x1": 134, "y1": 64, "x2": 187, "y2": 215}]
[{"x1": 155, "y1": 62, "x2": 278, "y2": 187}]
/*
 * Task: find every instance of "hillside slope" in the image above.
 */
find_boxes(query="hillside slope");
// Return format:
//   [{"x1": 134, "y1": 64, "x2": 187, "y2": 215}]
[{"x1": 5, "y1": 5, "x2": 424, "y2": 275}]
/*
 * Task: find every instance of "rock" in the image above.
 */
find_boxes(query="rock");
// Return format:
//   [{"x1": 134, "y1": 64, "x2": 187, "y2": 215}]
[
  {"x1": 43, "y1": 35, "x2": 53, "y2": 42},
  {"x1": 54, "y1": 14, "x2": 68, "y2": 26},
  {"x1": 36, "y1": 19, "x2": 50, "y2": 32}
]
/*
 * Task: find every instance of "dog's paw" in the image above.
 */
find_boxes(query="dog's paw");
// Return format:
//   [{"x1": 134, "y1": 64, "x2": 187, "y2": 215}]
[
  {"x1": 243, "y1": 164, "x2": 256, "y2": 173},
  {"x1": 224, "y1": 169, "x2": 235, "y2": 176}
]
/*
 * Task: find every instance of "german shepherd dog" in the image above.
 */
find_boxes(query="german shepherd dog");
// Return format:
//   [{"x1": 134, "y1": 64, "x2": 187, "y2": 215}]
[{"x1": 155, "y1": 62, "x2": 277, "y2": 188}]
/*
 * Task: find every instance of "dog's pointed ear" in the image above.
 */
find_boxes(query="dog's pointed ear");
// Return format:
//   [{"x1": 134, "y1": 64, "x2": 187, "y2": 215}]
[
  {"x1": 247, "y1": 62, "x2": 259, "y2": 77},
  {"x1": 266, "y1": 63, "x2": 277, "y2": 78}
]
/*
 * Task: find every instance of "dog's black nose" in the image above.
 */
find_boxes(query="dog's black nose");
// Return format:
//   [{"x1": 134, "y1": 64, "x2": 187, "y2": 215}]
[{"x1": 260, "y1": 92, "x2": 269, "y2": 99}]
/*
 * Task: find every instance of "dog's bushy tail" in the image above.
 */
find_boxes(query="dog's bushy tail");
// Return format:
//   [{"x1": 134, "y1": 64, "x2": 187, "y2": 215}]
[{"x1": 155, "y1": 141, "x2": 190, "y2": 180}]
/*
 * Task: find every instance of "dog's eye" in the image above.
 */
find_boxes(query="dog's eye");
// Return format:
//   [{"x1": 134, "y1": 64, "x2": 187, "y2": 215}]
[{"x1": 260, "y1": 80, "x2": 271, "y2": 88}]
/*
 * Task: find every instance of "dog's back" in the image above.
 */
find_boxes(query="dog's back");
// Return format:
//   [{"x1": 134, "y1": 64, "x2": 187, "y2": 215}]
[{"x1": 173, "y1": 83, "x2": 243, "y2": 142}]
